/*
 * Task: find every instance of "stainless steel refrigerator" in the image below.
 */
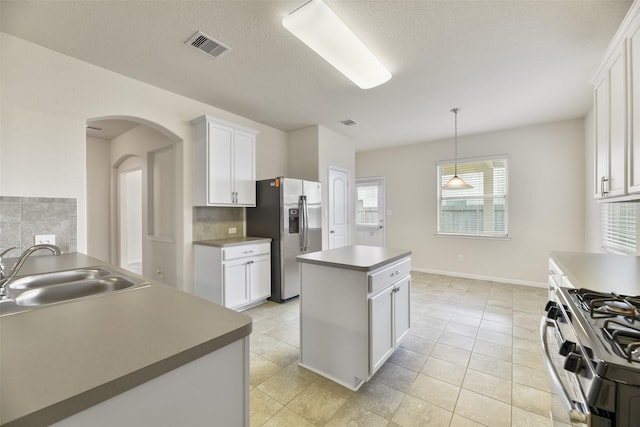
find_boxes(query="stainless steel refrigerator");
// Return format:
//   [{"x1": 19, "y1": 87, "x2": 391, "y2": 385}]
[{"x1": 246, "y1": 177, "x2": 322, "y2": 302}]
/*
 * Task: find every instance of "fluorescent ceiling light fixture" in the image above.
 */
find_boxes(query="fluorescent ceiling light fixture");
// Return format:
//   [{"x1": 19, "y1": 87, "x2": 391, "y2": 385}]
[{"x1": 282, "y1": 0, "x2": 391, "y2": 89}]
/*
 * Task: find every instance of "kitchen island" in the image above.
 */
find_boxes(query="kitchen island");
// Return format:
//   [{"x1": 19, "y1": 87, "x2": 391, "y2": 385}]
[
  {"x1": 297, "y1": 245, "x2": 411, "y2": 391},
  {"x1": 0, "y1": 253, "x2": 252, "y2": 427}
]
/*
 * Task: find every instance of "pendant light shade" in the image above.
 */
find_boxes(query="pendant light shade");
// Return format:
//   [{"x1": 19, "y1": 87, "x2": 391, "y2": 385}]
[{"x1": 443, "y1": 108, "x2": 473, "y2": 190}]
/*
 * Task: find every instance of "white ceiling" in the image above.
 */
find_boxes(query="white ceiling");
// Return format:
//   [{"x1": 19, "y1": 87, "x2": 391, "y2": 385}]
[{"x1": 0, "y1": 0, "x2": 632, "y2": 151}]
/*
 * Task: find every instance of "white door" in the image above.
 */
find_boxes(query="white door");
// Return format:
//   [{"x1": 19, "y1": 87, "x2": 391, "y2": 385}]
[
  {"x1": 328, "y1": 166, "x2": 349, "y2": 249},
  {"x1": 355, "y1": 177, "x2": 385, "y2": 247}
]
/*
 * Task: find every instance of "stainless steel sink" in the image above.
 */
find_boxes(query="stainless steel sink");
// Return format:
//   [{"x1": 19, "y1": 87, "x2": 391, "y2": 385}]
[{"x1": 0, "y1": 266, "x2": 149, "y2": 316}]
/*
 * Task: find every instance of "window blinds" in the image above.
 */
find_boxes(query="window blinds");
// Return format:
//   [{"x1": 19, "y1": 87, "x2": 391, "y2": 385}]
[
  {"x1": 438, "y1": 157, "x2": 509, "y2": 237},
  {"x1": 601, "y1": 202, "x2": 638, "y2": 254},
  {"x1": 356, "y1": 184, "x2": 379, "y2": 225}
]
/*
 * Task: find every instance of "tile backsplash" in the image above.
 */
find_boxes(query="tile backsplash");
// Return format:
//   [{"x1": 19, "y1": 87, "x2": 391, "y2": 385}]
[
  {"x1": 193, "y1": 207, "x2": 244, "y2": 241},
  {"x1": 0, "y1": 196, "x2": 77, "y2": 255}
]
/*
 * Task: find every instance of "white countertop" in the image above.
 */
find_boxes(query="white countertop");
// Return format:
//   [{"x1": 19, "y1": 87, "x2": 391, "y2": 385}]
[
  {"x1": 193, "y1": 236, "x2": 271, "y2": 247},
  {"x1": 296, "y1": 245, "x2": 412, "y2": 272}
]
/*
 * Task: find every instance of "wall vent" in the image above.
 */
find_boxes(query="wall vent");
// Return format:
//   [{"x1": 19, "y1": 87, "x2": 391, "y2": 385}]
[
  {"x1": 339, "y1": 119, "x2": 358, "y2": 127},
  {"x1": 186, "y1": 31, "x2": 231, "y2": 58}
]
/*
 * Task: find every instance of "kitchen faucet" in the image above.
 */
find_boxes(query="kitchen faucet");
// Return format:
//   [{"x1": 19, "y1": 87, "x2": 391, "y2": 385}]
[{"x1": 0, "y1": 244, "x2": 62, "y2": 298}]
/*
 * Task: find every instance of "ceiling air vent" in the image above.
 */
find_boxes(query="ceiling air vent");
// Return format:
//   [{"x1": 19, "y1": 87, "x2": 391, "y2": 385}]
[
  {"x1": 186, "y1": 31, "x2": 231, "y2": 58},
  {"x1": 339, "y1": 119, "x2": 358, "y2": 127}
]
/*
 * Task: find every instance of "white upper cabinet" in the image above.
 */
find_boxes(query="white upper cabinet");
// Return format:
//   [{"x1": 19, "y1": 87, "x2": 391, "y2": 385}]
[
  {"x1": 192, "y1": 115, "x2": 257, "y2": 206},
  {"x1": 593, "y1": 2, "x2": 640, "y2": 200}
]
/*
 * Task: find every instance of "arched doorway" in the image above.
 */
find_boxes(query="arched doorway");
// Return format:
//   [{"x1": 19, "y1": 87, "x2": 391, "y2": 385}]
[{"x1": 86, "y1": 116, "x2": 182, "y2": 287}]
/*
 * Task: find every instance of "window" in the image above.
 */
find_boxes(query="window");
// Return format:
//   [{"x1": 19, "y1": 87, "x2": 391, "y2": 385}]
[
  {"x1": 601, "y1": 202, "x2": 638, "y2": 255},
  {"x1": 356, "y1": 183, "x2": 380, "y2": 226},
  {"x1": 437, "y1": 156, "x2": 508, "y2": 238}
]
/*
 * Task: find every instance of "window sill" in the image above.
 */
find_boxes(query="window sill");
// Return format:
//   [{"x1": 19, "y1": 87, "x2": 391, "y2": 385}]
[{"x1": 435, "y1": 233, "x2": 511, "y2": 241}]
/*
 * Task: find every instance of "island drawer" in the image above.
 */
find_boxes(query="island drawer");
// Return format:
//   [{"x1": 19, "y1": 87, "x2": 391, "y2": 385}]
[
  {"x1": 368, "y1": 258, "x2": 411, "y2": 294},
  {"x1": 223, "y1": 243, "x2": 270, "y2": 261}
]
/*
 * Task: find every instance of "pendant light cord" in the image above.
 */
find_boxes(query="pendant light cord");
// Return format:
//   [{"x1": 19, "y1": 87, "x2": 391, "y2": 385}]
[{"x1": 451, "y1": 107, "x2": 459, "y2": 176}]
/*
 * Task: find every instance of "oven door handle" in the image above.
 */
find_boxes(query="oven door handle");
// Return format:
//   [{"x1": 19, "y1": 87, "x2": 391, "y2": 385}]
[{"x1": 540, "y1": 317, "x2": 589, "y2": 424}]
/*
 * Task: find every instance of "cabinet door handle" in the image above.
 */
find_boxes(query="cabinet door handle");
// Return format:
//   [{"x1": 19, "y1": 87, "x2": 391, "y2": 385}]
[{"x1": 600, "y1": 176, "x2": 609, "y2": 195}]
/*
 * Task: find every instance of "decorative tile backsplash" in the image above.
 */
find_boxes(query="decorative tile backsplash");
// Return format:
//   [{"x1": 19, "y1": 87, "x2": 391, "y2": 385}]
[
  {"x1": 193, "y1": 207, "x2": 244, "y2": 241},
  {"x1": 0, "y1": 196, "x2": 77, "y2": 255}
]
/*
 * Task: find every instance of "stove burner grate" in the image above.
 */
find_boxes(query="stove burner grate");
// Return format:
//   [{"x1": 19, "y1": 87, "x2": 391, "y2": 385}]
[
  {"x1": 574, "y1": 289, "x2": 640, "y2": 321},
  {"x1": 603, "y1": 319, "x2": 640, "y2": 363}
]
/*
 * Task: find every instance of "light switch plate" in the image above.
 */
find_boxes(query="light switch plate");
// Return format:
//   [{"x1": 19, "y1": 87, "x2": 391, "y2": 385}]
[
  {"x1": 35, "y1": 234, "x2": 56, "y2": 245},
  {"x1": 228, "y1": 227, "x2": 237, "y2": 234}
]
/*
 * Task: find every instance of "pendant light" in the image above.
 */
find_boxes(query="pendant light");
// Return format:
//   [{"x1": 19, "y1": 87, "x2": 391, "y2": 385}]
[{"x1": 442, "y1": 108, "x2": 473, "y2": 189}]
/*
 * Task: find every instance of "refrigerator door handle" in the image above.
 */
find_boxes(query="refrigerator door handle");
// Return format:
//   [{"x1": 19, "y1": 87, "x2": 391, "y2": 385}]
[
  {"x1": 299, "y1": 195, "x2": 309, "y2": 252},
  {"x1": 299, "y1": 195, "x2": 306, "y2": 252}
]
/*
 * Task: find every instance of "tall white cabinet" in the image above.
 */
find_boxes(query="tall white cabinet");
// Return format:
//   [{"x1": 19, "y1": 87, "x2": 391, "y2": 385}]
[
  {"x1": 593, "y1": 1, "x2": 640, "y2": 200},
  {"x1": 192, "y1": 115, "x2": 258, "y2": 207},
  {"x1": 297, "y1": 246, "x2": 411, "y2": 391}
]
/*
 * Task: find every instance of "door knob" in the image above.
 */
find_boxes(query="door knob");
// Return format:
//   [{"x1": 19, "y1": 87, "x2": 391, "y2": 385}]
[{"x1": 330, "y1": 230, "x2": 335, "y2": 234}]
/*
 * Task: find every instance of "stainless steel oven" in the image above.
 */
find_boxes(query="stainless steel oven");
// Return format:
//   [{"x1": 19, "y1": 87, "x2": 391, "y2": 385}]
[{"x1": 541, "y1": 287, "x2": 640, "y2": 427}]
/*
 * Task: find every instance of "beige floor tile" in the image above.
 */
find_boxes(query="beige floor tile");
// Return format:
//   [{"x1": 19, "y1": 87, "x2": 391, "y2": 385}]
[
  {"x1": 264, "y1": 323, "x2": 300, "y2": 348},
  {"x1": 257, "y1": 362, "x2": 318, "y2": 405},
  {"x1": 482, "y1": 311, "x2": 513, "y2": 325},
  {"x1": 286, "y1": 381, "x2": 347, "y2": 424},
  {"x1": 400, "y1": 334, "x2": 437, "y2": 355},
  {"x1": 449, "y1": 413, "x2": 485, "y2": 427},
  {"x1": 324, "y1": 401, "x2": 388, "y2": 427},
  {"x1": 430, "y1": 343, "x2": 472, "y2": 367},
  {"x1": 512, "y1": 406, "x2": 552, "y2": 427},
  {"x1": 386, "y1": 346, "x2": 428, "y2": 372},
  {"x1": 409, "y1": 324, "x2": 444, "y2": 341},
  {"x1": 513, "y1": 336, "x2": 540, "y2": 354},
  {"x1": 373, "y1": 362, "x2": 418, "y2": 392},
  {"x1": 314, "y1": 376, "x2": 356, "y2": 400},
  {"x1": 479, "y1": 318, "x2": 513, "y2": 335},
  {"x1": 513, "y1": 363, "x2": 553, "y2": 392},
  {"x1": 476, "y1": 328, "x2": 513, "y2": 346},
  {"x1": 349, "y1": 379, "x2": 406, "y2": 419},
  {"x1": 250, "y1": 388, "x2": 283, "y2": 427},
  {"x1": 513, "y1": 312, "x2": 541, "y2": 330},
  {"x1": 391, "y1": 394, "x2": 453, "y2": 427},
  {"x1": 421, "y1": 356, "x2": 467, "y2": 386},
  {"x1": 513, "y1": 349, "x2": 546, "y2": 371},
  {"x1": 450, "y1": 314, "x2": 483, "y2": 327},
  {"x1": 463, "y1": 369, "x2": 512, "y2": 403},
  {"x1": 439, "y1": 331, "x2": 476, "y2": 351},
  {"x1": 513, "y1": 326, "x2": 539, "y2": 341},
  {"x1": 250, "y1": 352, "x2": 283, "y2": 386},
  {"x1": 454, "y1": 389, "x2": 512, "y2": 427},
  {"x1": 473, "y1": 339, "x2": 512, "y2": 362},
  {"x1": 445, "y1": 321, "x2": 480, "y2": 338},
  {"x1": 512, "y1": 383, "x2": 551, "y2": 418},
  {"x1": 468, "y1": 352, "x2": 513, "y2": 380},
  {"x1": 262, "y1": 407, "x2": 314, "y2": 427},
  {"x1": 407, "y1": 373, "x2": 461, "y2": 411}
]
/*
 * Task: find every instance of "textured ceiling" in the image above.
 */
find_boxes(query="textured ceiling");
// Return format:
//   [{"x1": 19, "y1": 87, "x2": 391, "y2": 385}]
[{"x1": 0, "y1": 0, "x2": 633, "y2": 151}]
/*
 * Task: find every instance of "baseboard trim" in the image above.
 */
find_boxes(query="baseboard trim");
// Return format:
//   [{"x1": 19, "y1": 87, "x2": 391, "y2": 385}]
[{"x1": 411, "y1": 267, "x2": 547, "y2": 289}]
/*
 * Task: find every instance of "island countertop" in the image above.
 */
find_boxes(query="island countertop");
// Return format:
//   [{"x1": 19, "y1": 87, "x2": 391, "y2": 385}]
[
  {"x1": 550, "y1": 251, "x2": 640, "y2": 295},
  {"x1": 296, "y1": 245, "x2": 412, "y2": 272},
  {"x1": 0, "y1": 253, "x2": 252, "y2": 427}
]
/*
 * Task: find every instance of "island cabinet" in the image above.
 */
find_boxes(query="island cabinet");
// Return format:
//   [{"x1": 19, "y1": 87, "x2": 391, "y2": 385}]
[
  {"x1": 297, "y1": 245, "x2": 411, "y2": 391},
  {"x1": 192, "y1": 115, "x2": 258, "y2": 207},
  {"x1": 194, "y1": 238, "x2": 271, "y2": 311}
]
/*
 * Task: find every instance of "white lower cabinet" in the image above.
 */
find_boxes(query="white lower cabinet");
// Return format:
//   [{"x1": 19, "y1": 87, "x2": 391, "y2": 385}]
[{"x1": 194, "y1": 242, "x2": 271, "y2": 311}]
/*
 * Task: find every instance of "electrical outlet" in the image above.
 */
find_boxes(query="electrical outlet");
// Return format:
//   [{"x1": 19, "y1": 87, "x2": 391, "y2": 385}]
[
  {"x1": 228, "y1": 227, "x2": 237, "y2": 234},
  {"x1": 458, "y1": 254, "x2": 464, "y2": 263},
  {"x1": 35, "y1": 234, "x2": 56, "y2": 245}
]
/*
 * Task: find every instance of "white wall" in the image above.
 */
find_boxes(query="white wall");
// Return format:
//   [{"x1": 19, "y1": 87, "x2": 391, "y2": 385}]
[
  {"x1": 86, "y1": 137, "x2": 111, "y2": 262},
  {"x1": 0, "y1": 32, "x2": 289, "y2": 291},
  {"x1": 288, "y1": 127, "x2": 319, "y2": 181},
  {"x1": 356, "y1": 119, "x2": 586, "y2": 286}
]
